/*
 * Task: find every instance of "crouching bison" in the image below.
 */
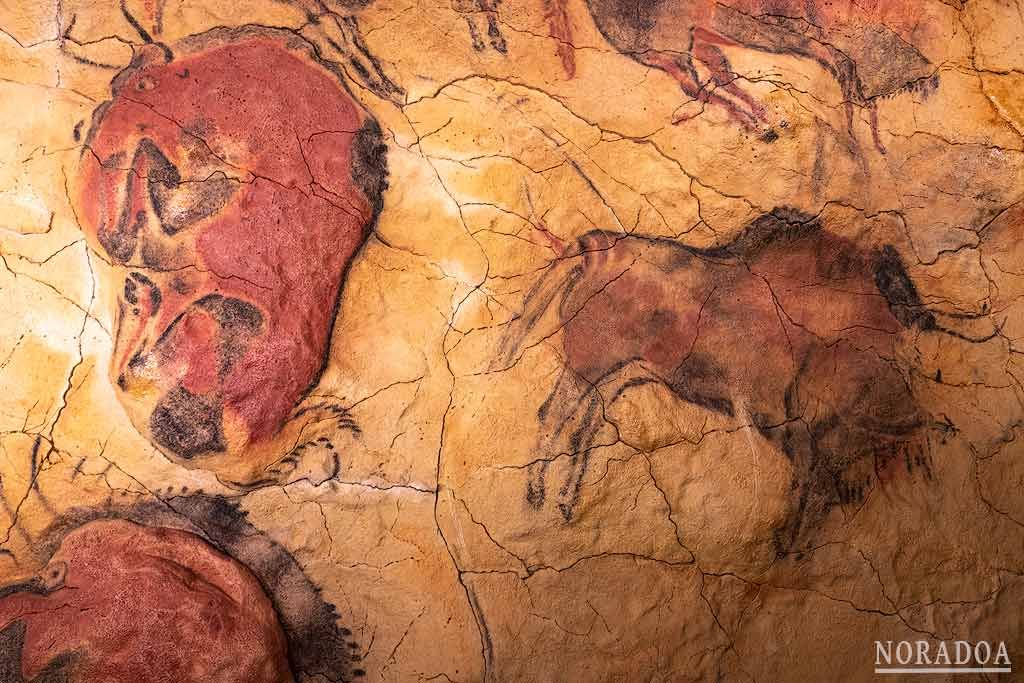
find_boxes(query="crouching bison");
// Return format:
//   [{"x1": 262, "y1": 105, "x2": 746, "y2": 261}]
[
  {"x1": 0, "y1": 519, "x2": 290, "y2": 682},
  {"x1": 74, "y1": 27, "x2": 387, "y2": 485},
  {"x1": 0, "y1": 496, "x2": 362, "y2": 682}
]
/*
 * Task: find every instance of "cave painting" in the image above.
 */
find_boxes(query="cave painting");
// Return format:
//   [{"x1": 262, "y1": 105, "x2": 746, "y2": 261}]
[
  {"x1": 0, "y1": 497, "x2": 360, "y2": 683},
  {"x1": 496, "y1": 209, "x2": 994, "y2": 554},
  {"x1": 279, "y1": 0, "x2": 505, "y2": 97},
  {"x1": 284, "y1": 0, "x2": 406, "y2": 100},
  {"x1": 556, "y1": 0, "x2": 938, "y2": 147},
  {"x1": 0, "y1": 519, "x2": 288, "y2": 682},
  {"x1": 453, "y1": 0, "x2": 509, "y2": 53},
  {"x1": 75, "y1": 27, "x2": 388, "y2": 484}
]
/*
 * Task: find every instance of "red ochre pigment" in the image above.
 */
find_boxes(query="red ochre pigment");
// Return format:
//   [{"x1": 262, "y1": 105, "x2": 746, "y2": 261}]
[
  {"x1": 0, "y1": 519, "x2": 292, "y2": 682},
  {"x1": 77, "y1": 31, "x2": 384, "y2": 473},
  {"x1": 557, "y1": 0, "x2": 937, "y2": 148},
  {"x1": 497, "y1": 210, "x2": 945, "y2": 551}
]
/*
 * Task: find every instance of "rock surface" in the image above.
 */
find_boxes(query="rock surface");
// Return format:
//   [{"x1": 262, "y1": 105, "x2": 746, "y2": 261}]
[{"x1": 0, "y1": 0, "x2": 1022, "y2": 681}]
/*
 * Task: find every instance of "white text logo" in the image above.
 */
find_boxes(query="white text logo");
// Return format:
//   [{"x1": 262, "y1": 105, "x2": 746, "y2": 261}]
[{"x1": 875, "y1": 640, "x2": 1011, "y2": 675}]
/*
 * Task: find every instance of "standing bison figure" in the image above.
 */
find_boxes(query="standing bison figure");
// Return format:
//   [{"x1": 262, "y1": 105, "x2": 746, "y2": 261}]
[{"x1": 494, "y1": 209, "x2": 991, "y2": 554}]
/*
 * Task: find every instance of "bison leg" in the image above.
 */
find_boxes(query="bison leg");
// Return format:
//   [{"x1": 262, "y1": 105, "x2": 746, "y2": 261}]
[
  {"x1": 529, "y1": 362, "x2": 632, "y2": 519},
  {"x1": 456, "y1": 0, "x2": 507, "y2": 53},
  {"x1": 527, "y1": 367, "x2": 584, "y2": 509},
  {"x1": 640, "y1": 49, "x2": 761, "y2": 127},
  {"x1": 776, "y1": 342, "x2": 928, "y2": 555},
  {"x1": 691, "y1": 28, "x2": 767, "y2": 123},
  {"x1": 868, "y1": 101, "x2": 886, "y2": 154},
  {"x1": 527, "y1": 365, "x2": 602, "y2": 513},
  {"x1": 555, "y1": 389, "x2": 603, "y2": 520},
  {"x1": 525, "y1": 460, "x2": 549, "y2": 508},
  {"x1": 310, "y1": 13, "x2": 404, "y2": 101},
  {"x1": 772, "y1": 406, "x2": 863, "y2": 557},
  {"x1": 554, "y1": 362, "x2": 669, "y2": 520},
  {"x1": 216, "y1": 399, "x2": 361, "y2": 490},
  {"x1": 773, "y1": 439, "x2": 839, "y2": 557}
]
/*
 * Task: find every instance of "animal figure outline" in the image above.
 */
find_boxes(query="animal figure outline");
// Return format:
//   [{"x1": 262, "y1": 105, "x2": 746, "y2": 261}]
[
  {"x1": 496, "y1": 209, "x2": 993, "y2": 554},
  {"x1": 548, "y1": 0, "x2": 939, "y2": 149},
  {"x1": 74, "y1": 26, "x2": 387, "y2": 485},
  {"x1": 0, "y1": 495, "x2": 363, "y2": 682}
]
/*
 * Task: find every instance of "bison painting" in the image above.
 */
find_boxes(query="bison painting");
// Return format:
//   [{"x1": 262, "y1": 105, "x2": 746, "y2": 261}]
[
  {"x1": 0, "y1": 496, "x2": 362, "y2": 682},
  {"x1": 494, "y1": 209, "x2": 991, "y2": 554},
  {"x1": 548, "y1": 0, "x2": 939, "y2": 149},
  {"x1": 74, "y1": 27, "x2": 387, "y2": 484}
]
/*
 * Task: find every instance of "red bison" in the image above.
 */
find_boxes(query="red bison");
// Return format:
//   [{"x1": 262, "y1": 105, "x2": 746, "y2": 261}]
[
  {"x1": 0, "y1": 519, "x2": 290, "y2": 682},
  {"x1": 0, "y1": 496, "x2": 363, "y2": 682},
  {"x1": 75, "y1": 28, "x2": 386, "y2": 483},
  {"x1": 550, "y1": 0, "x2": 939, "y2": 148},
  {"x1": 495, "y1": 209, "x2": 990, "y2": 553}
]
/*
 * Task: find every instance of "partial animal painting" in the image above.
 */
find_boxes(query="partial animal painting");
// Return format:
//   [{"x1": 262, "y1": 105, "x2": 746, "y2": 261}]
[
  {"x1": 551, "y1": 0, "x2": 938, "y2": 148},
  {"x1": 0, "y1": 497, "x2": 361, "y2": 682}
]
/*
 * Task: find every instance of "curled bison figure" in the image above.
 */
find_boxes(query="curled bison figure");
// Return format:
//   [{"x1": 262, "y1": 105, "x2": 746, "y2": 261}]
[
  {"x1": 0, "y1": 496, "x2": 361, "y2": 682},
  {"x1": 75, "y1": 27, "x2": 387, "y2": 484}
]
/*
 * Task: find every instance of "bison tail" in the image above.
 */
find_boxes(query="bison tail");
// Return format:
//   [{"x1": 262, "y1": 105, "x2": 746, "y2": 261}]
[
  {"x1": 491, "y1": 256, "x2": 580, "y2": 372},
  {"x1": 930, "y1": 317, "x2": 1004, "y2": 344}
]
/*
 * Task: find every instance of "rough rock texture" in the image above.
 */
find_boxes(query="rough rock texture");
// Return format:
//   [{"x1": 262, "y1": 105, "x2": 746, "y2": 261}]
[{"x1": 0, "y1": 0, "x2": 1022, "y2": 681}]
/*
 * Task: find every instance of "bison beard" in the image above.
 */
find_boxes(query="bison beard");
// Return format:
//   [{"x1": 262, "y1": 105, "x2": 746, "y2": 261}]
[
  {"x1": 495, "y1": 208, "x2": 952, "y2": 555},
  {"x1": 75, "y1": 28, "x2": 388, "y2": 483},
  {"x1": 0, "y1": 519, "x2": 292, "y2": 683}
]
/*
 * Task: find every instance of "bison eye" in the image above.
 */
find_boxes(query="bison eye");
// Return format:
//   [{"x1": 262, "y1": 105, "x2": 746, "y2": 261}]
[{"x1": 41, "y1": 561, "x2": 67, "y2": 591}]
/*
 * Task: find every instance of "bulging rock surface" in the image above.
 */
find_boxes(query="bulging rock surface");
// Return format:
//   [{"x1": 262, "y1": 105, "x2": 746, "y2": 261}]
[
  {"x1": 0, "y1": 519, "x2": 292, "y2": 682},
  {"x1": 0, "y1": 0, "x2": 1022, "y2": 681},
  {"x1": 75, "y1": 29, "x2": 386, "y2": 484}
]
